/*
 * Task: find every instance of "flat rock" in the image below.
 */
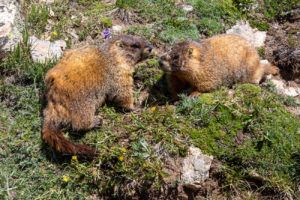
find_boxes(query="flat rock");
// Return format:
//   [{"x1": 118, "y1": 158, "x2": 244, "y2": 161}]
[
  {"x1": 0, "y1": 0, "x2": 23, "y2": 58},
  {"x1": 226, "y1": 21, "x2": 266, "y2": 48},
  {"x1": 29, "y1": 36, "x2": 66, "y2": 63}
]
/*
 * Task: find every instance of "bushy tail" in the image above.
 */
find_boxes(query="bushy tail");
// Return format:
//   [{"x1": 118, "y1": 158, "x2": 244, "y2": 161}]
[{"x1": 42, "y1": 121, "x2": 98, "y2": 160}]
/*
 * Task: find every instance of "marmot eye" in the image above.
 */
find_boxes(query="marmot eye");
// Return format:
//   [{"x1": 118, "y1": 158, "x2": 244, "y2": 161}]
[{"x1": 131, "y1": 44, "x2": 141, "y2": 49}]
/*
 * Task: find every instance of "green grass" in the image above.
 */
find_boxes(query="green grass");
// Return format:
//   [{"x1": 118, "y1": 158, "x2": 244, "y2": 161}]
[
  {"x1": 176, "y1": 84, "x2": 300, "y2": 196},
  {"x1": 26, "y1": 4, "x2": 49, "y2": 36}
]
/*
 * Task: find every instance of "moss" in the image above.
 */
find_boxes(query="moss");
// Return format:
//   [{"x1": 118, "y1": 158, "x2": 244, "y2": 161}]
[
  {"x1": 134, "y1": 59, "x2": 163, "y2": 89},
  {"x1": 249, "y1": 20, "x2": 270, "y2": 31},
  {"x1": 189, "y1": 0, "x2": 241, "y2": 35},
  {"x1": 198, "y1": 17, "x2": 224, "y2": 36},
  {"x1": 257, "y1": 47, "x2": 266, "y2": 59}
]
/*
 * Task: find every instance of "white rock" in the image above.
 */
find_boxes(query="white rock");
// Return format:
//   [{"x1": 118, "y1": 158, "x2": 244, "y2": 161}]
[
  {"x1": 112, "y1": 25, "x2": 123, "y2": 33},
  {"x1": 39, "y1": 0, "x2": 54, "y2": 4},
  {"x1": 181, "y1": 146, "x2": 213, "y2": 184},
  {"x1": 226, "y1": 21, "x2": 266, "y2": 48},
  {"x1": 0, "y1": 0, "x2": 23, "y2": 57},
  {"x1": 29, "y1": 36, "x2": 66, "y2": 63},
  {"x1": 270, "y1": 79, "x2": 300, "y2": 97},
  {"x1": 181, "y1": 4, "x2": 193, "y2": 12}
]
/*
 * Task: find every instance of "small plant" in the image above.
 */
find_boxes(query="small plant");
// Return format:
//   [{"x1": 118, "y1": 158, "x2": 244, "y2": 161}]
[
  {"x1": 0, "y1": 30, "x2": 55, "y2": 87},
  {"x1": 116, "y1": 0, "x2": 139, "y2": 9},
  {"x1": 100, "y1": 17, "x2": 113, "y2": 28},
  {"x1": 26, "y1": 4, "x2": 49, "y2": 36},
  {"x1": 257, "y1": 47, "x2": 266, "y2": 58}
]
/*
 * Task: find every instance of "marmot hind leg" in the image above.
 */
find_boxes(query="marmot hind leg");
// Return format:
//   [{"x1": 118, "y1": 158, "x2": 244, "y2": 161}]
[{"x1": 70, "y1": 102, "x2": 99, "y2": 131}]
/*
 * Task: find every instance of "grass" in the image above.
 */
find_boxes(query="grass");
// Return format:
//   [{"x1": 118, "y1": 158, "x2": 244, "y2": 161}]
[
  {"x1": 176, "y1": 85, "x2": 300, "y2": 196},
  {"x1": 1, "y1": 0, "x2": 300, "y2": 199}
]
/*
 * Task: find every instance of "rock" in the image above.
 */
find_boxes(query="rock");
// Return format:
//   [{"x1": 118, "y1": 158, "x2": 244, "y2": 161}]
[
  {"x1": 181, "y1": 146, "x2": 213, "y2": 185},
  {"x1": 38, "y1": 0, "x2": 54, "y2": 4},
  {"x1": 0, "y1": 0, "x2": 23, "y2": 58},
  {"x1": 270, "y1": 79, "x2": 300, "y2": 97},
  {"x1": 180, "y1": 4, "x2": 193, "y2": 12},
  {"x1": 112, "y1": 25, "x2": 123, "y2": 33},
  {"x1": 226, "y1": 21, "x2": 266, "y2": 48},
  {"x1": 29, "y1": 36, "x2": 66, "y2": 63}
]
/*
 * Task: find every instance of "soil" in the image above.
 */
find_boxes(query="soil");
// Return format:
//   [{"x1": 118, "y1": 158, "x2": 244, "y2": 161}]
[{"x1": 265, "y1": 9, "x2": 300, "y2": 82}]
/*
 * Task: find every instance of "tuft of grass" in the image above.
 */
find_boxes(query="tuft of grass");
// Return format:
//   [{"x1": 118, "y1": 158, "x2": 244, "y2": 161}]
[
  {"x1": 26, "y1": 4, "x2": 49, "y2": 36},
  {"x1": 0, "y1": 30, "x2": 55, "y2": 87}
]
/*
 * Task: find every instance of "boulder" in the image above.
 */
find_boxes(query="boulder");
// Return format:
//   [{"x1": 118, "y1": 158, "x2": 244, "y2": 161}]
[
  {"x1": 29, "y1": 36, "x2": 66, "y2": 63},
  {"x1": 0, "y1": 0, "x2": 23, "y2": 58},
  {"x1": 226, "y1": 21, "x2": 266, "y2": 48},
  {"x1": 181, "y1": 146, "x2": 213, "y2": 186}
]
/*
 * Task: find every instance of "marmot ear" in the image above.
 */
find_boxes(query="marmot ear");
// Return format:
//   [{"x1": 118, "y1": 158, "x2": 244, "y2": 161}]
[
  {"x1": 187, "y1": 48, "x2": 193, "y2": 57},
  {"x1": 115, "y1": 40, "x2": 124, "y2": 47}
]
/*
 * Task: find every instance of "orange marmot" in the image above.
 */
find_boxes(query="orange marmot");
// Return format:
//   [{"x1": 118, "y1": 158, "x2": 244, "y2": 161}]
[
  {"x1": 42, "y1": 35, "x2": 153, "y2": 159},
  {"x1": 160, "y1": 34, "x2": 279, "y2": 99}
]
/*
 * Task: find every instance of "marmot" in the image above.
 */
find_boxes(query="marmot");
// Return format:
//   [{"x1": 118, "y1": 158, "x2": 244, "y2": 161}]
[
  {"x1": 42, "y1": 35, "x2": 153, "y2": 159},
  {"x1": 159, "y1": 34, "x2": 279, "y2": 99}
]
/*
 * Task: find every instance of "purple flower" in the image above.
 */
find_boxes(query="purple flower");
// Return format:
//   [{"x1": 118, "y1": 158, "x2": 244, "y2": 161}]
[{"x1": 103, "y1": 28, "x2": 111, "y2": 39}]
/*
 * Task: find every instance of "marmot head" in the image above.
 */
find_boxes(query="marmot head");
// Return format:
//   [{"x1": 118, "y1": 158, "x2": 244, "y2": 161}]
[
  {"x1": 112, "y1": 35, "x2": 153, "y2": 64},
  {"x1": 159, "y1": 41, "x2": 199, "y2": 73}
]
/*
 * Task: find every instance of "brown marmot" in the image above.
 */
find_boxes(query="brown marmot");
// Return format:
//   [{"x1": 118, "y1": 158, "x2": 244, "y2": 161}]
[
  {"x1": 159, "y1": 34, "x2": 279, "y2": 99},
  {"x1": 42, "y1": 35, "x2": 153, "y2": 159}
]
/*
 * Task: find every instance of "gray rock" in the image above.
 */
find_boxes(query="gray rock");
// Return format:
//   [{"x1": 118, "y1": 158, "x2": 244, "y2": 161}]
[
  {"x1": 181, "y1": 146, "x2": 213, "y2": 184},
  {"x1": 0, "y1": 0, "x2": 23, "y2": 58},
  {"x1": 270, "y1": 79, "x2": 300, "y2": 97},
  {"x1": 226, "y1": 21, "x2": 266, "y2": 48},
  {"x1": 29, "y1": 36, "x2": 66, "y2": 63}
]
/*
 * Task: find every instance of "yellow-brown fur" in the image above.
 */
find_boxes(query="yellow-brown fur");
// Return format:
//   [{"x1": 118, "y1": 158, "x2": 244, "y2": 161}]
[
  {"x1": 160, "y1": 34, "x2": 279, "y2": 99},
  {"x1": 42, "y1": 35, "x2": 152, "y2": 159}
]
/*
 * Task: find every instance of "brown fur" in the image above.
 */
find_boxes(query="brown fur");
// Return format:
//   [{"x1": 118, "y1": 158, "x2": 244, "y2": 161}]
[
  {"x1": 160, "y1": 34, "x2": 279, "y2": 99},
  {"x1": 42, "y1": 35, "x2": 152, "y2": 159}
]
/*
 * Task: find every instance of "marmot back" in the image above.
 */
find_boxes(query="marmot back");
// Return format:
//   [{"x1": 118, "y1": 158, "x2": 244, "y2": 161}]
[
  {"x1": 160, "y1": 34, "x2": 279, "y2": 99},
  {"x1": 42, "y1": 35, "x2": 153, "y2": 159}
]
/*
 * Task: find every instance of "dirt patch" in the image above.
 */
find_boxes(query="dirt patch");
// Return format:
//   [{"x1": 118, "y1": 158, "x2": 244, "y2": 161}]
[{"x1": 265, "y1": 9, "x2": 300, "y2": 82}]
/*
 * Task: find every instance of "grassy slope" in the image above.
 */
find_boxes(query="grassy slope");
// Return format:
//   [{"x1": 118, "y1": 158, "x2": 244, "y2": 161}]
[{"x1": 1, "y1": 0, "x2": 300, "y2": 199}]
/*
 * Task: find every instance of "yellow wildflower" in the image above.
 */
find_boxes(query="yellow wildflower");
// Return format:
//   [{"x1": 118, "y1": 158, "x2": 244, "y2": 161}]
[
  {"x1": 62, "y1": 175, "x2": 70, "y2": 182},
  {"x1": 51, "y1": 31, "x2": 58, "y2": 37},
  {"x1": 143, "y1": 162, "x2": 148, "y2": 168},
  {"x1": 118, "y1": 155, "x2": 124, "y2": 161},
  {"x1": 71, "y1": 155, "x2": 78, "y2": 161},
  {"x1": 150, "y1": 106, "x2": 157, "y2": 112},
  {"x1": 121, "y1": 147, "x2": 127, "y2": 153},
  {"x1": 92, "y1": 171, "x2": 97, "y2": 177}
]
